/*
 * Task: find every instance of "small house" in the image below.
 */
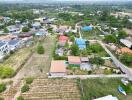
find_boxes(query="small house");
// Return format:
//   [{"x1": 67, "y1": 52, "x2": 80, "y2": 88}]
[
  {"x1": 81, "y1": 26, "x2": 93, "y2": 31},
  {"x1": 32, "y1": 22, "x2": 41, "y2": 29},
  {"x1": 80, "y1": 63, "x2": 92, "y2": 71},
  {"x1": 120, "y1": 39, "x2": 132, "y2": 49},
  {"x1": 7, "y1": 25, "x2": 20, "y2": 33},
  {"x1": 0, "y1": 42, "x2": 10, "y2": 60},
  {"x1": 80, "y1": 57, "x2": 89, "y2": 63},
  {"x1": 58, "y1": 35, "x2": 69, "y2": 46},
  {"x1": 94, "y1": 95, "x2": 118, "y2": 100},
  {"x1": 49, "y1": 60, "x2": 66, "y2": 76},
  {"x1": 8, "y1": 39, "x2": 20, "y2": 51},
  {"x1": 117, "y1": 47, "x2": 132, "y2": 54},
  {"x1": 68, "y1": 56, "x2": 81, "y2": 65},
  {"x1": 55, "y1": 48, "x2": 64, "y2": 56},
  {"x1": 75, "y1": 38, "x2": 86, "y2": 50}
]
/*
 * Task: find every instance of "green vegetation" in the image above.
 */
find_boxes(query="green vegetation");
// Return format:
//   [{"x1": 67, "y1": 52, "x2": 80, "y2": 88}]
[
  {"x1": 71, "y1": 44, "x2": 79, "y2": 56},
  {"x1": 0, "y1": 66, "x2": 14, "y2": 78},
  {"x1": 21, "y1": 84, "x2": 30, "y2": 93},
  {"x1": 17, "y1": 96, "x2": 24, "y2": 100},
  {"x1": 22, "y1": 27, "x2": 30, "y2": 32},
  {"x1": 104, "y1": 34, "x2": 117, "y2": 43},
  {"x1": 117, "y1": 30, "x2": 128, "y2": 39},
  {"x1": 3, "y1": 27, "x2": 9, "y2": 33},
  {"x1": 89, "y1": 56, "x2": 105, "y2": 65},
  {"x1": 37, "y1": 44, "x2": 44, "y2": 54},
  {"x1": 121, "y1": 83, "x2": 132, "y2": 94},
  {"x1": 25, "y1": 77, "x2": 34, "y2": 84},
  {"x1": 120, "y1": 53, "x2": 132, "y2": 67},
  {"x1": 77, "y1": 78, "x2": 126, "y2": 100},
  {"x1": 0, "y1": 83, "x2": 6, "y2": 93}
]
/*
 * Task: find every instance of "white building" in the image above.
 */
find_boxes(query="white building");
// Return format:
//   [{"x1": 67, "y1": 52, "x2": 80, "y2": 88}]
[
  {"x1": 94, "y1": 95, "x2": 118, "y2": 100},
  {"x1": 120, "y1": 39, "x2": 132, "y2": 49},
  {"x1": 0, "y1": 42, "x2": 10, "y2": 60}
]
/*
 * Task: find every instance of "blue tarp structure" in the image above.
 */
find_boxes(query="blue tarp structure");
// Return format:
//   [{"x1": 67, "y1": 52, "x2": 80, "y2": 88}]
[
  {"x1": 81, "y1": 26, "x2": 93, "y2": 31},
  {"x1": 75, "y1": 38, "x2": 86, "y2": 50}
]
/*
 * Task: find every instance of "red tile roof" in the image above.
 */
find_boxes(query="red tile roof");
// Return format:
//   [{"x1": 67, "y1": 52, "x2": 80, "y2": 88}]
[
  {"x1": 117, "y1": 47, "x2": 132, "y2": 54},
  {"x1": 50, "y1": 60, "x2": 66, "y2": 73},
  {"x1": 68, "y1": 56, "x2": 81, "y2": 64},
  {"x1": 59, "y1": 35, "x2": 68, "y2": 42}
]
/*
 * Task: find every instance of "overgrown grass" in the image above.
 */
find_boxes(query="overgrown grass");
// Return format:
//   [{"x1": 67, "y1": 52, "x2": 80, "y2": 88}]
[{"x1": 77, "y1": 78, "x2": 131, "y2": 100}]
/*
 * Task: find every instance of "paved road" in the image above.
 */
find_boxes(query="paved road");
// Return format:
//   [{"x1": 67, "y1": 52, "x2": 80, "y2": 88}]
[
  {"x1": 75, "y1": 22, "x2": 82, "y2": 38},
  {"x1": 49, "y1": 74, "x2": 127, "y2": 79},
  {"x1": 98, "y1": 41, "x2": 132, "y2": 81}
]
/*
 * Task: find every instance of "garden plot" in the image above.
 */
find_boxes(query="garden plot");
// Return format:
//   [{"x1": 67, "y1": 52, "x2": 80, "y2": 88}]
[{"x1": 21, "y1": 78, "x2": 81, "y2": 100}]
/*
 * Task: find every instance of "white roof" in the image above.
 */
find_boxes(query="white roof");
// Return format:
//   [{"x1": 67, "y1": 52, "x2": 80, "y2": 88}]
[
  {"x1": 94, "y1": 95, "x2": 118, "y2": 100},
  {"x1": 120, "y1": 39, "x2": 132, "y2": 48}
]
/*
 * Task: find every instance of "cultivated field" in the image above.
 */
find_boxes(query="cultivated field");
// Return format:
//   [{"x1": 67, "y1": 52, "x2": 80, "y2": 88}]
[{"x1": 21, "y1": 78, "x2": 81, "y2": 100}]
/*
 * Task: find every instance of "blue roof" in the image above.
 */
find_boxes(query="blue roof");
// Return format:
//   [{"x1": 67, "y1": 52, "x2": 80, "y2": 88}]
[
  {"x1": 75, "y1": 38, "x2": 86, "y2": 45},
  {"x1": 75, "y1": 38, "x2": 86, "y2": 50},
  {"x1": 0, "y1": 42, "x2": 6, "y2": 47},
  {"x1": 81, "y1": 26, "x2": 93, "y2": 31},
  {"x1": 8, "y1": 40, "x2": 19, "y2": 45},
  {"x1": 35, "y1": 31, "x2": 45, "y2": 36}
]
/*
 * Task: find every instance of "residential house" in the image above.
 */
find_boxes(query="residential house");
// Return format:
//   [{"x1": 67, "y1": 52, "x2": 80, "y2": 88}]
[
  {"x1": 49, "y1": 60, "x2": 66, "y2": 76},
  {"x1": 120, "y1": 39, "x2": 132, "y2": 49},
  {"x1": 81, "y1": 26, "x2": 93, "y2": 31},
  {"x1": 57, "y1": 25, "x2": 69, "y2": 34},
  {"x1": 7, "y1": 25, "x2": 20, "y2": 34},
  {"x1": 0, "y1": 42, "x2": 10, "y2": 60},
  {"x1": 80, "y1": 57, "x2": 89, "y2": 63},
  {"x1": 80, "y1": 63, "x2": 92, "y2": 71},
  {"x1": 68, "y1": 56, "x2": 81, "y2": 65},
  {"x1": 8, "y1": 39, "x2": 20, "y2": 51},
  {"x1": 75, "y1": 38, "x2": 86, "y2": 50},
  {"x1": 32, "y1": 22, "x2": 41, "y2": 29},
  {"x1": 19, "y1": 32, "x2": 32, "y2": 38},
  {"x1": 117, "y1": 47, "x2": 132, "y2": 54},
  {"x1": 94, "y1": 95, "x2": 118, "y2": 100},
  {"x1": 0, "y1": 34, "x2": 17, "y2": 42},
  {"x1": 55, "y1": 48, "x2": 64, "y2": 56},
  {"x1": 35, "y1": 30, "x2": 47, "y2": 36},
  {"x1": 3, "y1": 17, "x2": 11, "y2": 23},
  {"x1": 58, "y1": 35, "x2": 69, "y2": 46}
]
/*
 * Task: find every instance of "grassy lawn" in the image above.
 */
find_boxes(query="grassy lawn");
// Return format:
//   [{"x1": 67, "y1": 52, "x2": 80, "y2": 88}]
[
  {"x1": 77, "y1": 78, "x2": 132, "y2": 100},
  {"x1": 0, "y1": 46, "x2": 34, "y2": 71}
]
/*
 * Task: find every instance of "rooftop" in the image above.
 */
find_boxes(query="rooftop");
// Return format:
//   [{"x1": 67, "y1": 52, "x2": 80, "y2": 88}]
[
  {"x1": 68, "y1": 56, "x2": 81, "y2": 63},
  {"x1": 120, "y1": 39, "x2": 132, "y2": 48},
  {"x1": 50, "y1": 60, "x2": 66, "y2": 73},
  {"x1": 8, "y1": 39, "x2": 19, "y2": 45},
  {"x1": 117, "y1": 47, "x2": 132, "y2": 54},
  {"x1": 0, "y1": 42, "x2": 6, "y2": 47},
  {"x1": 59, "y1": 35, "x2": 68, "y2": 42}
]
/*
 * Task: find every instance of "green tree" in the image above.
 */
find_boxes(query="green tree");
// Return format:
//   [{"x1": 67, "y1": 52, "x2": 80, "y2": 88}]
[
  {"x1": 17, "y1": 96, "x2": 24, "y2": 100},
  {"x1": 37, "y1": 44, "x2": 44, "y2": 54},
  {"x1": 22, "y1": 27, "x2": 30, "y2": 32},
  {"x1": 104, "y1": 35, "x2": 117, "y2": 43},
  {"x1": 70, "y1": 35, "x2": 75, "y2": 42},
  {"x1": 90, "y1": 57, "x2": 105, "y2": 65},
  {"x1": 89, "y1": 43, "x2": 103, "y2": 53},
  {"x1": 0, "y1": 83, "x2": 6, "y2": 93},
  {"x1": 71, "y1": 44, "x2": 79, "y2": 56},
  {"x1": 64, "y1": 42, "x2": 69, "y2": 48},
  {"x1": 3, "y1": 27, "x2": 9, "y2": 33},
  {"x1": 120, "y1": 53, "x2": 132, "y2": 66},
  {"x1": 117, "y1": 30, "x2": 128, "y2": 39},
  {"x1": 25, "y1": 77, "x2": 34, "y2": 84},
  {"x1": 0, "y1": 67, "x2": 14, "y2": 78},
  {"x1": 21, "y1": 85, "x2": 29, "y2": 93}
]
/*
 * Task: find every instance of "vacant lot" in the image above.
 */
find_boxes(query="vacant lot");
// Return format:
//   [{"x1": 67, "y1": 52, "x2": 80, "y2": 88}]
[
  {"x1": 77, "y1": 78, "x2": 132, "y2": 100},
  {"x1": 15, "y1": 36, "x2": 56, "y2": 79}
]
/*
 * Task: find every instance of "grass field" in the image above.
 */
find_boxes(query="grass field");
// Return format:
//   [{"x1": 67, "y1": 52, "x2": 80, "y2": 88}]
[{"x1": 77, "y1": 78, "x2": 132, "y2": 100}]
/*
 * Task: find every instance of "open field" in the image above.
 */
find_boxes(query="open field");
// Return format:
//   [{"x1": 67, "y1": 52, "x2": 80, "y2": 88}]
[
  {"x1": 14, "y1": 35, "x2": 56, "y2": 79},
  {"x1": 77, "y1": 78, "x2": 132, "y2": 100},
  {"x1": 21, "y1": 78, "x2": 81, "y2": 100}
]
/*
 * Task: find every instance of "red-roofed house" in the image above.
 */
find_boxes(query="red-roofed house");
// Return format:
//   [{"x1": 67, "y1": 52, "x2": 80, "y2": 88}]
[
  {"x1": 68, "y1": 56, "x2": 81, "y2": 65},
  {"x1": 117, "y1": 47, "x2": 132, "y2": 54},
  {"x1": 49, "y1": 60, "x2": 66, "y2": 76},
  {"x1": 58, "y1": 35, "x2": 69, "y2": 46}
]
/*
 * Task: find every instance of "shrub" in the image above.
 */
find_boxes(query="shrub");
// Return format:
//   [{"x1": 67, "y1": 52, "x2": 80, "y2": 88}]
[
  {"x1": 71, "y1": 44, "x2": 79, "y2": 56},
  {"x1": 89, "y1": 57, "x2": 105, "y2": 65},
  {"x1": 21, "y1": 85, "x2": 29, "y2": 93},
  {"x1": 53, "y1": 54, "x2": 68, "y2": 60},
  {"x1": 0, "y1": 83, "x2": 6, "y2": 93},
  {"x1": 0, "y1": 67, "x2": 14, "y2": 78},
  {"x1": 37, "y1": 44, "x2": 44, "y2": 54},
  {"x1": 17, "y1": 96, "x2": 24, "y2": 100},
  {"x1": 22, "y1": 27, "x2": 30, "y2": 32},
  {"x1": 25, "y1": 77, "x2": 34, "y2": 84}
]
